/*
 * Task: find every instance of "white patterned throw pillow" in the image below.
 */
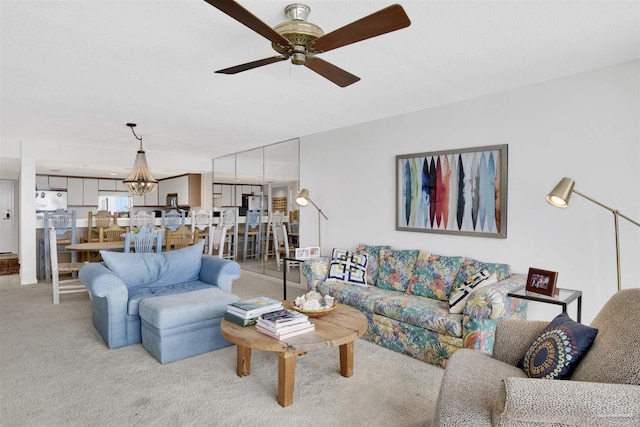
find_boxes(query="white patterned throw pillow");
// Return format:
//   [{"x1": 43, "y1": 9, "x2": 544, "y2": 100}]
[
  {"x1": 448, "y1": 269, "x2": 497, "y2": 314},
  {"x1": 326, "y1": 248, "x2": 368, "y2": 287}
]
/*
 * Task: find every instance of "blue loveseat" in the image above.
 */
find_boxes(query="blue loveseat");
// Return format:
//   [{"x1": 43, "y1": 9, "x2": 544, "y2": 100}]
[{"x1": 79, "y1": 242, "x2": 241, "y2": 350}]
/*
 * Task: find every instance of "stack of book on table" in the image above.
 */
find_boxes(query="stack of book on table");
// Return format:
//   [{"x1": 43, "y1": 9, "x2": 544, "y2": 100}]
[
  {"x1": 224, "y1": 297, "x2": 284, "y2": 327},
  {"x1": 256, "y1": 309, "x2": 314, "y2": 340}
]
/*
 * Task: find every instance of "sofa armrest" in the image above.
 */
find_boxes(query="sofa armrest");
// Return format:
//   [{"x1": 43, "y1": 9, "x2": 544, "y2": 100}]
[
  {"x1": 462, "y1": 274, "x2": 527, "y2": 353},
  {"x1": 302, "y1": 257, "x2": 330, "y2": 291},
  {"x1": 493, "y1": 377, "x2": 640, "y2": 426},
  {"x1": 79, "y1": 262, "x2": 128, "y2": 299},
  {"x1": 199, "y1": 255, "x2": 241, "y2": 294},
  {"x1": 79, "y1": 262, "x2": 131, "y2": 348},
  {"x1": 464, "y1": 274, "x2": 527, "y2": 319},
  {"x1": 491, "y1": 319, "x2": 548, "y2": 365}
]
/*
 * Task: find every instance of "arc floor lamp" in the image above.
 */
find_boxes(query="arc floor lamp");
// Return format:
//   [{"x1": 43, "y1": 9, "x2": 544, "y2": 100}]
[
  {"x1": 546, "y1": 177, "x2": 640, "y2": 292},
  {"x1": 296, "y1": 188, "x2": 328, "y2": 250}
]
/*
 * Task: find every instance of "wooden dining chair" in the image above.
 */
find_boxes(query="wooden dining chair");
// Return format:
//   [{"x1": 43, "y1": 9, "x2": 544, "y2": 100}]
[
  {"x1": 240, "y1": 210, "x2": 262, "y2": 262},
  {"x1": 165, "y1": 226, "x2": 198, "y2": 251},
  {"x1": 220, "y1": 208, "x2": 238, "y2": 260},
  {"x1": 100, "y1": 222, "x2": 127, "y2": 243},
  {"x1": 272, "y1": 223, "x2": 296, "y2": 272},
  {"x1": 124, "y1": 228, "x2": 162, "y2": 253},
  {"x1": 88, "y1": 210, "x2": 113, "y2": 242},
  {"x1": 48, "y1": 227, "x2": 86, "y2": 304},
  {"x1": 130, "y1": 210, "x2": 155, "y2": 232},
  {"x1": 42, "y1": 210, "x2": 78, "y2": 283},
  {"x1": 191, "y1": 209, "x2": 213, "y2": 251},
  {"x1": 208, "y1": 225, "x2": 227, "y2": 258},
  {"x1": 162, "y1": 209, "x2": 185, "y2": 232}
]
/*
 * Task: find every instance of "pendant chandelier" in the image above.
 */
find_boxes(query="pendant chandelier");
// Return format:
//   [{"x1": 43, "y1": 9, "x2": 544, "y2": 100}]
[{"x1": 122, "y1": 123, "x2": 158, "y2": 196}]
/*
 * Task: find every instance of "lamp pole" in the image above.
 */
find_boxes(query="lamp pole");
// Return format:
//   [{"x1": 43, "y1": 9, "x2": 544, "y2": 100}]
[
  {"x1": 306, "y1": 197, "x2": 328, "y2": 250},
  {"x1": 572, "y1": 190, "x2": 640, "y2": 292}
]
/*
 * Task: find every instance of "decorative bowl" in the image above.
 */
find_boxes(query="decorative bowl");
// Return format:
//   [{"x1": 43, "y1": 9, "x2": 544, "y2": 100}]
[{"x1": 289, "y1": 301, "x2": 337, "y2": 318}]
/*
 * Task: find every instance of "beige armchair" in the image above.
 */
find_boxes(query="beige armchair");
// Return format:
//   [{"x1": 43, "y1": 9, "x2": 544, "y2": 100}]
[{"x1": 432, "y1": 288, "x2": 640, "y2": 426}]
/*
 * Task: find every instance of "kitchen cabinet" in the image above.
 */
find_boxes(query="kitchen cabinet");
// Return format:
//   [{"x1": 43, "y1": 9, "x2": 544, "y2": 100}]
[
  {"x1": 67, "y1": 178, "x2": 84, "y2": 206},
  {"x1": 220, "y1": 185, "x2": 234, "y2": 207},
  {"x1": 132, "y1": 194, "x2": 145, "y2": 206},
  {"x1": 145, "y1": 189, "x2": 159, "y2": 206},
  {"x1": 48, "y1": 176, "x2": 68, "y2": 189},
  {"x1": 98, "y1": 179, "x2": 116, "y2": 191},
  {"x1": 36, "y1": 175, "x2": 49, "y2": 189},
  {"x1": 83, "y1": 179, "x2": 99, "y2": 208},
  {"x1": 158, "y1": 174, "x2": 201, "y2": 207},
  {"x1": 235, "y1": 188, "x2": 243, "y2": 207},
  {"x1": 132, "y1": 188, "x2": 159, "y2": 207}
]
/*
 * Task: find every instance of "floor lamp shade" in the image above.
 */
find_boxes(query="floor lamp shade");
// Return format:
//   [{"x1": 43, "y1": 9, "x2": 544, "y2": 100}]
[
  {"x1": 546, "y1": 177, "x2": 640, "y2": 292},
  {"x1": 296, "y1": 189, "x2": 309, "y2": 206},
  {"x1": 546, "y1": 177, "x2": 575, "y2": 208}
]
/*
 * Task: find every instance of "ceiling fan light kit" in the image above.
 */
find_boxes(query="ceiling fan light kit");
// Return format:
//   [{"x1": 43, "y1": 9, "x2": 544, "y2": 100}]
[{"x1": 207, "y1": 1, "x2": 411, "y2": 87}]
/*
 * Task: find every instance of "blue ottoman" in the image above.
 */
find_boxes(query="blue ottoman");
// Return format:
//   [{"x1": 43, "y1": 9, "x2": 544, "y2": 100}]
[{"x1": 139, "y1": 288, "x2": 240, "y2": 364}]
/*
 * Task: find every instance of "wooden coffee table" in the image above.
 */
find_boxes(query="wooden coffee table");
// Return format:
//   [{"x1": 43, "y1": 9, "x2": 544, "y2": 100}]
[{"x1": 220, "y1": 302, "x2": 368, "y2": 407}]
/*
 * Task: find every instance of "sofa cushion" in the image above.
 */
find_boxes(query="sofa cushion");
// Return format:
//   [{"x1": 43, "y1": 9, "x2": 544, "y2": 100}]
[
  {"x1": 375, "y1": 293, "x2": 463, "y2": 337},
  {"x1": 127, "y1": 281, "x2": 214, "y2": 316},
  {"x1": 326, "y1": 248, "x2": 368, "y2": 287},
  {"x1": 453, "y1": 257, "x2": 511, "y2": 290},
  {"x1": 138, "y1": 287, "x2": 239, "y2": 329},
  {"x1": 100, "y1": 241, "x2": 205, "y2": 288},
  {"x1": 317, "y1": 280, "x2": 391, "y2": 314},
  {"x1": 517, "y1": 312, "x2": 598, "y2": 380},
  {"x1": 449, "y1": 270, "x2": 497, "y2": 314},
  {"x1": 355, "y1": 244, "x2": 391, "y2": 287},
  {"x1": 407, "y1": 251, "x2": 463, "y2": 300},
  {"x1": 377, "y1": 248, "x2": 419, "y2": 292}
]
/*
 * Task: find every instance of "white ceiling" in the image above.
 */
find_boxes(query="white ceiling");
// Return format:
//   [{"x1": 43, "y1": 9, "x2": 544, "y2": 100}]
[{"x1": 1, "y1": 0, "x2": 638, "y2": 179}]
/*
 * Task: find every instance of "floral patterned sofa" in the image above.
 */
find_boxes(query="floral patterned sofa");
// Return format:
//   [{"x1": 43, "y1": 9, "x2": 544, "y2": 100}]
[{"x1": 302, "y1": 244, "x2": 527, "y2": 368}]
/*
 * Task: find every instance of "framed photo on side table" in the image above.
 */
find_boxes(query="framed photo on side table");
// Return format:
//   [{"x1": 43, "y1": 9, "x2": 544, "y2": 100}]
[
  {"x1": 525, "y1": 267, "x2": 558, "y2": 297},
  {"x1": 295, "y1": 248, "x2": 310, "y2": 260}
]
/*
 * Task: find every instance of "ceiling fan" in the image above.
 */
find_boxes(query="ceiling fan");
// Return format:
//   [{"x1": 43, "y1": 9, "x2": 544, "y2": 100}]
[{"x1": 205, "y1": 1, "x2": 411, "y2": 87}]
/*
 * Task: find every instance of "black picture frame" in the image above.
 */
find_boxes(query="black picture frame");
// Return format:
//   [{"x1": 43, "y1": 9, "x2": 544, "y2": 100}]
[{"x1": 525, "y1": 267, "x2": 558, "y2": 297}]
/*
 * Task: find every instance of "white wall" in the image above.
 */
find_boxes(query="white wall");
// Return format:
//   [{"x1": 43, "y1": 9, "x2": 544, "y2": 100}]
[{"x1": 299, "y1": 61, "x2": 640, "y2": 325}]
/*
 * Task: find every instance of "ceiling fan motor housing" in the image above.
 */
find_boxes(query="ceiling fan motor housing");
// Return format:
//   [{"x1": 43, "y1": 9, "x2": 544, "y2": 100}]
[{"x1": 271, "y1": 3, "x2": 323, "y2": 65}]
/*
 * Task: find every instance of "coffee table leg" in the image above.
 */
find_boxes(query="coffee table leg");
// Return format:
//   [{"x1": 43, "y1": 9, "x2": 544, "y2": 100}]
[
  {"x1": 236, "y1": 345, "x2": 251, "y2": 377},
  {"x1": 339, "y1": 342, "x2": 354, "y2": 377},
  {"x1": 277, "y1": 352, "x2": 296, "y2": 407}
]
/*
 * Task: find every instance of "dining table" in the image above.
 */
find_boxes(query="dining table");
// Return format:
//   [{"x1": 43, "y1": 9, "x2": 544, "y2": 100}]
[{"x1": 65, "y1": 241, "x2": 130, "y2": 251}]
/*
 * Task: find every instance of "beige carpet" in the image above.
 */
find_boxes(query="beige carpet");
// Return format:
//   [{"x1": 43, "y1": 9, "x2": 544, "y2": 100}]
[{"x1": 0, "y1": 272, "x2": 443, "y2": 426}]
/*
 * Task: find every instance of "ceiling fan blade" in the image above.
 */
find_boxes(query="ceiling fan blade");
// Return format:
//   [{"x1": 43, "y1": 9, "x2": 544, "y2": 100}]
[
  {"x1": 304, "y1": 57, "x2": 360, "y2": 88},
  {"x1": 311, "y1": 4, "x2": 411, "y2": 53},
  {"x1": 216, "y1": 56, "x2": 288, "y2": 74},
  {"x1": 203, "y1": 0, "x2": 291, "y2": 49}
]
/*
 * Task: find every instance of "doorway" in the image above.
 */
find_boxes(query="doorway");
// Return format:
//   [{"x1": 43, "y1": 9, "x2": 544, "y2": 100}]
[{"x1": 0, "y1": 181, "x2": 15, "y2": 253}]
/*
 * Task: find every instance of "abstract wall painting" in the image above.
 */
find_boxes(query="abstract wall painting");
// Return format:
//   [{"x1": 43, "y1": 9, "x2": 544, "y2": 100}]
[{"x1": 396, "y1": 145, "x2": 508, "y2": 238}]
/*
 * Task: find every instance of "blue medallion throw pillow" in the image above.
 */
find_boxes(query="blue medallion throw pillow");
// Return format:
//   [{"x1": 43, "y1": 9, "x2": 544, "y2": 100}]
[
  {"x1": 517, "y1": 313, "x2": 598, "y2": 379},
  {"x1": 326, "y1": 248, "x2": 368, "y2": 287}
]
